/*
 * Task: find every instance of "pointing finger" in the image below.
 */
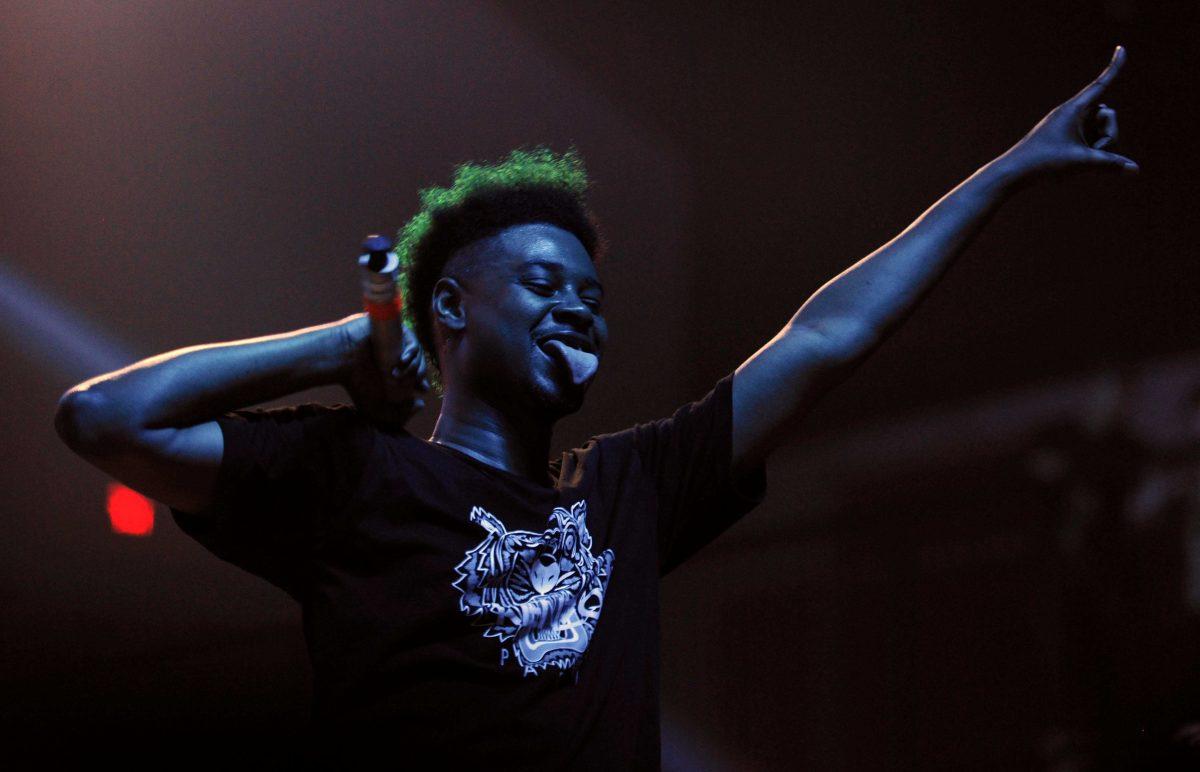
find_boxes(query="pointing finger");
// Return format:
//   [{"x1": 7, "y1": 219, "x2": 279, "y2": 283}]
[{"x1": 1071, "y1": 45, "x2": 1125, "y2": 112}]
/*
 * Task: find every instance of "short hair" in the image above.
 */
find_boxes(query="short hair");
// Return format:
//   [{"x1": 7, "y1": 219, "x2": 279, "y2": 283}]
[{"x1": 394, "y1": 146, "x2": 606, "y2": 396}]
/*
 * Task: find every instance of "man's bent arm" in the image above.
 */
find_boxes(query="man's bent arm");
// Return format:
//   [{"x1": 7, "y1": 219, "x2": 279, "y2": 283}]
[{"x1": 54, "y1": 315, "x2": 359, "y2": 513}]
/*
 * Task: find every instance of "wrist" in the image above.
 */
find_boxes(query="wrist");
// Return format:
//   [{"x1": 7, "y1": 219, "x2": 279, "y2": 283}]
[
  {"x1": 328, "y1": 313, "x2": 371, "y2": 387},
  {"x1": 985, "y1": 149, "x2": 1043, "y2": 196}
]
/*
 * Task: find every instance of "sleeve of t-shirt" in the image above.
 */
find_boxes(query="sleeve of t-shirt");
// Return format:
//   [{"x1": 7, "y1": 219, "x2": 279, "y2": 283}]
[
  {"x1": 168, "y1": 402, "x2": 376, "y2": 603},
  {"x1": 621, "y1": 370, "x2": 768, "y2": 576}
]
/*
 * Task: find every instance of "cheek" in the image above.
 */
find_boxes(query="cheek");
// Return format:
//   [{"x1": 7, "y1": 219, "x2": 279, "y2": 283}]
[
  {"x1": 495, "y1": 304, "x2": 546, "y2": 355},
  {"x1": 496, "y1": 291, "x2": 543, "y2": 320}
]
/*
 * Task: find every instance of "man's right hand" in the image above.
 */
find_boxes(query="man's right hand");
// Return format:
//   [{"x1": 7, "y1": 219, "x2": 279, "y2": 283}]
[{"x1": 337, "y1": 312, "x2": 432, "y2": 430}]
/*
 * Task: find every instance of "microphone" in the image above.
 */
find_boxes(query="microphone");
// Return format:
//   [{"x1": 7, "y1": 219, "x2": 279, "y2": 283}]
[{"x1": 358, "y1": 234, "x2": 410, "y2": 402}]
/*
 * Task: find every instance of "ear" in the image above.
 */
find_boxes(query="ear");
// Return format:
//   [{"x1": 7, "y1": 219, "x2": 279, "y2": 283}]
[{"x1": 431, "y1": 276, "x2": 467, "y2": 332}]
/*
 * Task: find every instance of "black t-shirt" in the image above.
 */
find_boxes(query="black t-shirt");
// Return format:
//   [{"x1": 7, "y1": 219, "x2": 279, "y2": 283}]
[{"x1": 170, "y1": 370, "x2": 767, "y2": 769}]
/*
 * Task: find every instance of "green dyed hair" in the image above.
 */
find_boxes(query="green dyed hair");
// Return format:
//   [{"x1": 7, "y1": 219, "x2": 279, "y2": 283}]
[{"x1": 393, "y1": 146, "x2": 605, "y2": 397}]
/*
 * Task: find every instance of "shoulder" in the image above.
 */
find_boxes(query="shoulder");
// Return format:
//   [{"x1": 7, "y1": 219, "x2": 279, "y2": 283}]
[{"x1": 590, "y1": 373, "x2": 733, "y2": 450}]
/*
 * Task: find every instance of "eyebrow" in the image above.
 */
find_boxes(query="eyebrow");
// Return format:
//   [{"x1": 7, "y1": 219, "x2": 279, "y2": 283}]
[{"x1": 521, "y1": 258, "x2": 605, "y2": 296}]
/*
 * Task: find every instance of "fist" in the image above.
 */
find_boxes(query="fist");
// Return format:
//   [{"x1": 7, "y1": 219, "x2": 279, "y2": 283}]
[{"x1": 339, "y1": 312, "x2": 432, "y2": 429}]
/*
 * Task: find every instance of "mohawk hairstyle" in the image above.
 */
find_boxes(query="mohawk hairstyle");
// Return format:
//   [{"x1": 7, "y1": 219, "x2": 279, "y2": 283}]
[{"x1": 393, "y1": 146, "x2": 605, "y2": 397}]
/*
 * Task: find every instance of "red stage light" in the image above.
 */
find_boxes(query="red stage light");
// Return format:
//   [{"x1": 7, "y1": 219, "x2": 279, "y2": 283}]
[{"x1": 107, "y1": 482, "x2": 154, "y2": 536}]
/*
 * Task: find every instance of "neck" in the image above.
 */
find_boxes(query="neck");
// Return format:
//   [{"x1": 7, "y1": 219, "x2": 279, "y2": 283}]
[{"x1": 428, "y1": 388, "x2": 554, "y2": 485}]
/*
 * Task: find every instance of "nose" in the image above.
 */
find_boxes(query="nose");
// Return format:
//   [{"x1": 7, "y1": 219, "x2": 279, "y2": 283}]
[{"x1": 551, "y1": 292, "x2": 594, "y2": 329}]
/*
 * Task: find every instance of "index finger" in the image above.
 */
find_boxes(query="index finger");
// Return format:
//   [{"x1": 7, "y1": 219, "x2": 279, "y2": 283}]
[{"x1": 1070, "y1": 45, "x2": 1125, "y2": 111}]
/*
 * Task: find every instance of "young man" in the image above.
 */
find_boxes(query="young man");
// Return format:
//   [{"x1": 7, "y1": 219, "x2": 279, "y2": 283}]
[{"x1": 55, "y1": 47, "x2": 1136, "y2": 768}]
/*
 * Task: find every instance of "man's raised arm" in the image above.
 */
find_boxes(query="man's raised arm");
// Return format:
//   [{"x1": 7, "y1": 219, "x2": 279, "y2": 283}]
[{"x1": 731, "y1": 45, "x2": 1139, "y2": 479}]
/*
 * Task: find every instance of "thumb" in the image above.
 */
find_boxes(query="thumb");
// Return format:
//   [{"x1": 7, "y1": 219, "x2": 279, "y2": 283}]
[{"x1": 1089, "y1": 148, "x2": 1139, "y2": 175}]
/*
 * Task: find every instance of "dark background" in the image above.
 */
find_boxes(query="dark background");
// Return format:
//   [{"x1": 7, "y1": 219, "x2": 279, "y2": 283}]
[{"x1": 4, "y1": 1, "x2": 1198, "y2": 768}]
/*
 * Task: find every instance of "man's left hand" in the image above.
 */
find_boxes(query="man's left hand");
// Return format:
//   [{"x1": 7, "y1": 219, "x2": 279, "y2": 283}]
[{"x1": 999, "y1": 45, "x2": 1139, "y2": 183}]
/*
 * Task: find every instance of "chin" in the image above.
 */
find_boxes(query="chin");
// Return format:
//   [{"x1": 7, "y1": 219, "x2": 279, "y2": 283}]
[
  {"x1": 522, "y1": 350, "x2": 594, "y2": 419},
  {"x1": 525, "y1": 376, "x2": 590, "y2": 422},
  {"x1": 529, "y1": 378, "x2": 587, "y2": 420}
]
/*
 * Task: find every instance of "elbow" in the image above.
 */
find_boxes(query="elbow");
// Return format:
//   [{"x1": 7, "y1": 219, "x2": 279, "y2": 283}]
[
  {"x1": 54, "y1": 390, "x2": 97, "y2": 451},
  {"x1": 789, "y1": 318, "x2": 880, "y2": 369},
  {"x1": 55, "y1": 389, "x2": 132, "y2": 452}
]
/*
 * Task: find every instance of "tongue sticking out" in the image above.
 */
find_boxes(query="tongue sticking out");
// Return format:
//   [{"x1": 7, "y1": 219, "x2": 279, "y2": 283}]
[{"x1": 542, "y1": 339, "x2": 599, "y2": 386}]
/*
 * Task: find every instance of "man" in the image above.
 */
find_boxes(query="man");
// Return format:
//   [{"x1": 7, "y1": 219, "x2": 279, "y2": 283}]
[{"x1": 55, "y1": 46, "x2": 1136, "y2": 769}]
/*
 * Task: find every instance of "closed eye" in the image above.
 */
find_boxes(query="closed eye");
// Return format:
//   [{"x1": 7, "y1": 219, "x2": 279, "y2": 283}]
[
  {"x1": 524, "y1": 282, "x2": 603, "y2": 314},
  {"x1": 524, "y1": 282, "x2": 554, "y2": 296}
]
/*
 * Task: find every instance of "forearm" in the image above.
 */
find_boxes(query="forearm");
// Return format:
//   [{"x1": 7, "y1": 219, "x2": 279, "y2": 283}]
[
  {"x1": 58, "y1": 315, "x2": 356, "y2": 440},
  {"x1": 788, "y1": 153, "x2": 1026, "y2": 361}
]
